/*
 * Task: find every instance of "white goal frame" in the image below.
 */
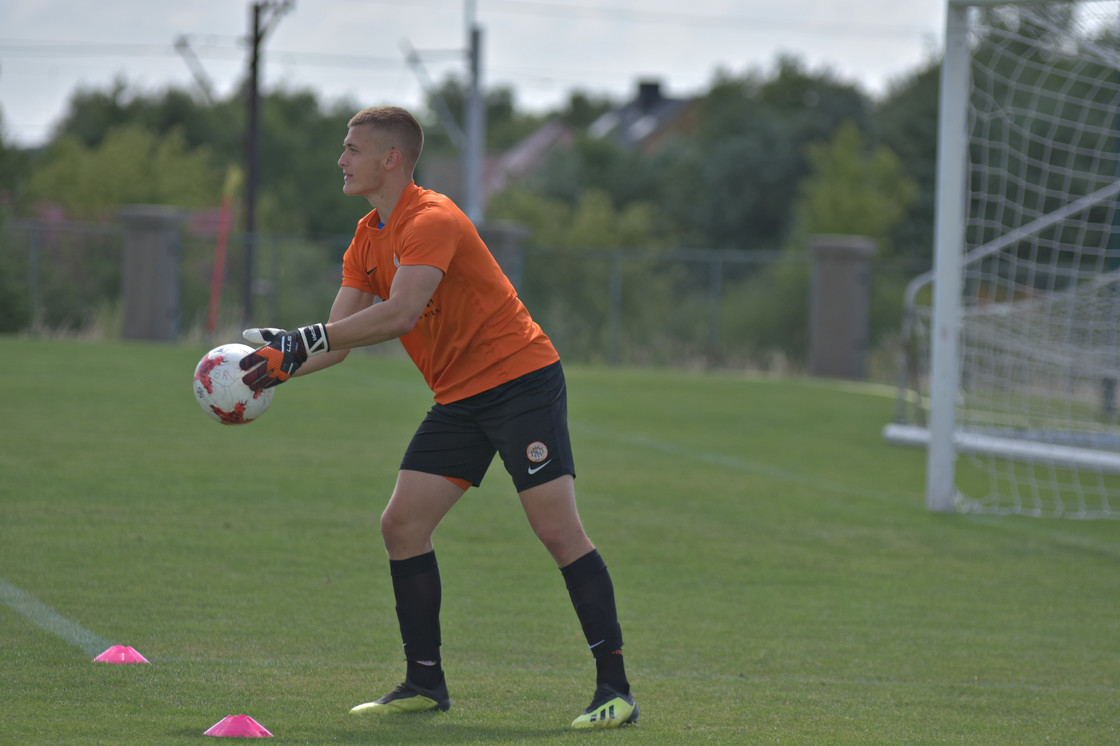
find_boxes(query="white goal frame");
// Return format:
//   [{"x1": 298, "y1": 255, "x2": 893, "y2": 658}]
[{"x1": 886, "y1": 0, "x2": 1120, "y2": 516}]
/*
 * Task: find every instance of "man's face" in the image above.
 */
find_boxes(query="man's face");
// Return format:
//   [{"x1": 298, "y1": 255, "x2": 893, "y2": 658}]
[{"x1": 338, "y1": 125, "x2": 389, "y2": 199}]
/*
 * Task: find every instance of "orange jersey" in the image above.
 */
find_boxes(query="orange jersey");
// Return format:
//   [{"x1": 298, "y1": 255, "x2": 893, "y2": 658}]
[{"x1": 341, "y1": 182, "x2": 559, "y2": 403}]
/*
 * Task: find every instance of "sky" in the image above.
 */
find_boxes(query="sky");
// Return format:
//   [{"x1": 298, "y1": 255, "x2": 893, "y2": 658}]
[{"x1": 0, "y1": 0, "x2": 946, "y2": 148}]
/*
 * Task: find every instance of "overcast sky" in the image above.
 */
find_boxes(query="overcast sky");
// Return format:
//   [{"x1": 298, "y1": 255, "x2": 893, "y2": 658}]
[{"x1": 0, "y1": 0, "x2": 945, "y2": 148}]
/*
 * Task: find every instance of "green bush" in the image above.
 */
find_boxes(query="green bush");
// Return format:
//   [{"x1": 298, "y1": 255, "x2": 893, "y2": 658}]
[{"x1": 721, "y1": 255, "x2": 811, "y2": 366}]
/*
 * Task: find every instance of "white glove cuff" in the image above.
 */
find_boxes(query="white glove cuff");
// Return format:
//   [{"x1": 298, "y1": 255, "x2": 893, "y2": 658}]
[{"x1": 299, "y1": 323, "x2": 330, "y2": 356}]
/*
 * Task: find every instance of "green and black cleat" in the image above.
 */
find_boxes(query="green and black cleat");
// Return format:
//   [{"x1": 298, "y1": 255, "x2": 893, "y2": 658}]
[
  {"x1": 350, "y1": 678, "x2": 451, "y2": 715},
  {"x1": 571, "y1": 684, "x2": 638, "y2": 729}
]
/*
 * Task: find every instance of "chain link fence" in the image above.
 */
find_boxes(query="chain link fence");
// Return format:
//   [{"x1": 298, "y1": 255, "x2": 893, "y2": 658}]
[{"x1": 1, "y1": 217, "x2": 921, "y2": 377}]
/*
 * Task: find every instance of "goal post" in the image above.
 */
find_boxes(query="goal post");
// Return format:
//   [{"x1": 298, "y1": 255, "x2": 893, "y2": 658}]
[
  {"x1": 926, "y1": 1, "x2": 972, "y2": 513},
  {"x1": 887, "y1": 0, "x2": 1120, "y2": 518}
]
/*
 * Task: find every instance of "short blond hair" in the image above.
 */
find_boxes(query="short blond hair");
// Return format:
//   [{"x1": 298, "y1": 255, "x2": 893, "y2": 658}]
[{"x1": 348, "y1": 106, "x2": 424, "y2": 171}]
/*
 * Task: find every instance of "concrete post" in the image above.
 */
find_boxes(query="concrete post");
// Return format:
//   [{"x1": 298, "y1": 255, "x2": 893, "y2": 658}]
[
  {"x1": 118, "y1": 205, "x2": 187, "y2": 341},
  {"x1": 808, "y1": 234, "x2": 876, "y2": 379}
]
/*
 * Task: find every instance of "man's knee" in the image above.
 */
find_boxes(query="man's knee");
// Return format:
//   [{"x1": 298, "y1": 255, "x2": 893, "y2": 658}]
[{"x1": 380, "y1": 505, "x2": 413, "y2": 545}]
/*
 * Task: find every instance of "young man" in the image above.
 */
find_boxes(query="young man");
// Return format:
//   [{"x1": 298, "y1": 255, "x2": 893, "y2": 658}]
[{"x1": 239, "y1": 106, "x2": 636, "y2": 729}]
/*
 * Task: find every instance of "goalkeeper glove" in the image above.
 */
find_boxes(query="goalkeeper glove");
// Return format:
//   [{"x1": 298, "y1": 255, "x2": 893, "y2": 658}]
[{"x1": 239, "y1": 324, "x2": 330, "y2": 390}]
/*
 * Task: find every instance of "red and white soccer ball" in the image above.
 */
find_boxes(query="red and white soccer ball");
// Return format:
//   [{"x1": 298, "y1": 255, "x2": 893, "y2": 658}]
[{"x1": 193, "y1": 343, "x2": 274, "y2": 425}]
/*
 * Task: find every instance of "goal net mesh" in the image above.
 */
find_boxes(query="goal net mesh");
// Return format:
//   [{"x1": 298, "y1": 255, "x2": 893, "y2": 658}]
[{"x1": 896, "y1": 1, "x2": 1120, "y2": 517}]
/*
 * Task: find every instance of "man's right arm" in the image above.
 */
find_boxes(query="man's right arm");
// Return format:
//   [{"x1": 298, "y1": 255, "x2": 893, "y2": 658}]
[{"x1": 294, "y1": 285, "x2": 376, "y2": 376}]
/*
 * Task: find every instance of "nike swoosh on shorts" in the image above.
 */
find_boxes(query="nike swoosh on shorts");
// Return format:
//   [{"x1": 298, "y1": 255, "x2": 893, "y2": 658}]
[{"x1": 527, "y1": 460, "x2": 552, "y2": 475}]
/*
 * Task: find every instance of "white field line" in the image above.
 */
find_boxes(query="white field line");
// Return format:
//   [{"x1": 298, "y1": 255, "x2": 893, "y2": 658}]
[
  {"x1": 0, "y1": 576, "x2": 111, "y2": 657},
  {"x1": 570, "y1": 422, "x2": 912, "y2": 505}
]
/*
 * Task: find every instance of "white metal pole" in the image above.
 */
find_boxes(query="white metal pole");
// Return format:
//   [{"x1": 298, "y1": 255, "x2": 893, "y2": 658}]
[{"x1": 926, "y1": 2, "x2": 971, "y2": 512}]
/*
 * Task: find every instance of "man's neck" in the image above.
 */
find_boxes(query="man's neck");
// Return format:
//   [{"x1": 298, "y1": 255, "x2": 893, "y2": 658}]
[{"x1": 366, "y1": 179, "x2": 411, "y2": 224}]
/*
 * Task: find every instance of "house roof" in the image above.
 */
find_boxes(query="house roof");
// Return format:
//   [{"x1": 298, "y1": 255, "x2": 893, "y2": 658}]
[
  {"x1": 420, "y1": 79, "x2": 693, "y2": 209},
  {"x1": 589, "y1": 80, "x2": 690, "y2": 149},
  {"x1": 485, "y1": 119, "x2": 573, "y2": 196}
]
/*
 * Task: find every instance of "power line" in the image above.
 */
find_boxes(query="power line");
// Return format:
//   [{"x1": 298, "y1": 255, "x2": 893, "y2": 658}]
[
  {"x1": 486, "y1": 0, "x2": 929, "y2": 38},
  {"x1": 0, "y1": 39, "x2": 401, "y2": 68},
  {"x1": 358, "y1": 0, "x2": 932, "y2": 39},
  {"x1": 0, "y1": 40, "x2": 180, "y2": 58}
]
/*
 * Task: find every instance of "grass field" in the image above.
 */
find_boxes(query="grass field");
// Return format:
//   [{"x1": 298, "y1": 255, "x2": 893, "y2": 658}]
[{"x1": 1, "y1": 337, "x2": 1117, "y2": 745}]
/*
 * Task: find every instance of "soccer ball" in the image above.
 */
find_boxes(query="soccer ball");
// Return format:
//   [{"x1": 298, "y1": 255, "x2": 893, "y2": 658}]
[{"x1": 193, "y1": 344, "x2": 274, "y2": 425}]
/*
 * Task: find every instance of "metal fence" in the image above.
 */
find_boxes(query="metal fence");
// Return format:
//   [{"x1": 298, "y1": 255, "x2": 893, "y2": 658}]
[{"x1": 1, "y1": 217, "x2": 921, "y2": 374}]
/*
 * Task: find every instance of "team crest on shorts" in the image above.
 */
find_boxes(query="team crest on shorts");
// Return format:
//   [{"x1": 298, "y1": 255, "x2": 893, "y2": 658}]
[{"x1": 526, "y1": 441, "x2": 549, "y2": 462}]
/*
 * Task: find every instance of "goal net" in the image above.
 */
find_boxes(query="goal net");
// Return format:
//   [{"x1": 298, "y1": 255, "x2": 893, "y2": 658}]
[{"x1": 886, "y1": 0, "x2": 1120, "y2": 517}]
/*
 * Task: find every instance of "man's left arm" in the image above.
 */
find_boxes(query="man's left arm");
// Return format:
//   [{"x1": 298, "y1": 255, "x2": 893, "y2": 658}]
[
  {"x1": 240, "y1": 265, "x2": 443, "y2": 390},
  {"x1": 326, "y1": 264, "x2": 444, "y2": 349}
]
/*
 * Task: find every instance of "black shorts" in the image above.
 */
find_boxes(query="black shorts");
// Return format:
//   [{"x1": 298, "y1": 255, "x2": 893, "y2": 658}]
[{"x1": 400, "y1": 361, "x2": 576, "y2": 492}]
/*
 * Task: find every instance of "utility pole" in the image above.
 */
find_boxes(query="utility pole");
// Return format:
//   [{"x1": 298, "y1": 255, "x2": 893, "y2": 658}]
[
  {"x1": 243, "y1": 0, "x2": 292, "y2": 328},
  {"x1": 402, "y1": 2, "x2": 485, "y2": 221},
  {"x1": 464, "y1": 1, "x2": 485, "y2": 224}
]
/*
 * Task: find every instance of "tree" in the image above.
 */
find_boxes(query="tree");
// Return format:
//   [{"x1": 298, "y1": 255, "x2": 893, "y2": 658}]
[
  {"x1": 793, "y1": 120, "x2": 916, "y2": 253},
  {"x1": 0, "y1": 112, "x2": 28, "y2": 332},
  {"x1": 531, "y1": 57, "x2": 876, "y2": 253},
  {"x1": 419, "y1": 76, "x2": 547, "y2": 155},
  {"x1": 50, "y1": 80, "x2": 365, "y2": 234},
  {"x1": 26, "y1": 124, "x2": 223, "y2": 220},
  {"x1": 20, "y1": 52, "x2": 931, "y2": 258},
  {"x1": 488, "y1": 187, "x2": 674, "y2": 362},
  {"x1": 651, "y1": 85, "x2": 797, "y2": 250},
  {"x1": 722, "y1": 119, "x2": 916, "y2": 366},
  {"x1": 528, "y1": 133, "x2": 662, "y2": 213},
  {"x1": 757, "y1": 55, "x2": 871, "y2": 147},
  {"x1": 488, "y1": 187, "x2": 664, "y2": 250},
  {"x1": 253, "y1": 88, "x2": 369, "y2": 235},
  {"x1": 874, "y1": 60, "x2": 941, "y2": 260},
  {"x1": 559, "y1": 90, "x2": 614, "y2": 129},
  {"x1": 640, "y1": 59, "x2": 871, "y2": 252},
  {"x1": 51, "y1": 78, "x2": 138, "y2": 149},
  {"x1": 0, "y1": 109, "x2": 32, "y2": 210}
]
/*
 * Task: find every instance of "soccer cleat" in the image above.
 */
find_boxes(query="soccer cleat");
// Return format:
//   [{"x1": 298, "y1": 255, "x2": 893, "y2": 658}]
[
  {"x1": 349, "y1": 678, "x2": 451, "y2": 715},
  {"x1": 571, "y1": 684, "x2": 638, "y2": 729}
]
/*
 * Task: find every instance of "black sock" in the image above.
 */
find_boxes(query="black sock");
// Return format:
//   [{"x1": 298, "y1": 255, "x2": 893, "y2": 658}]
[
  {"x1": 560, "y1": 549, "x2": 629, "y2": 694},
  {"x1": 390, "y1": 551, "x2": 443, "y2": 688},
  {"x1": 405, "y1": 659, "x2": 444, "y2": 691}
]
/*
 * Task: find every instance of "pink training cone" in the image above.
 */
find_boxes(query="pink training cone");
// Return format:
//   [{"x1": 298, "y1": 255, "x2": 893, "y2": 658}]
[
  {"x1": 204, "y1": 715, "x2": 274, "y2": 738},
  {"x1": 93, "y1": 645, "x2": 150, "y2": 664}
]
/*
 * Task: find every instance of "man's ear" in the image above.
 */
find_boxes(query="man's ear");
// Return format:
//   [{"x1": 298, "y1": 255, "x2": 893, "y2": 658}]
[{"x1": 384, "y1": 149, "x2": 402, "y2": 170}]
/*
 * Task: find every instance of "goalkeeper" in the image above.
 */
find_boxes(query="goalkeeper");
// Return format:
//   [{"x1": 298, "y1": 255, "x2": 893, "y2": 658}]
[{"x1": 240, "y1": 106, "x2": 636, "y2": 729}]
